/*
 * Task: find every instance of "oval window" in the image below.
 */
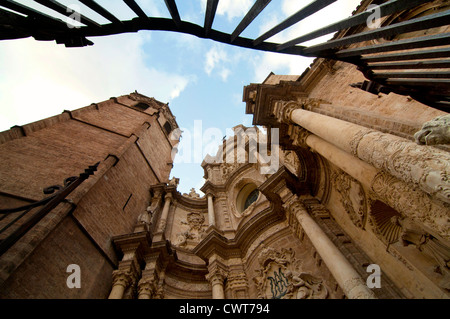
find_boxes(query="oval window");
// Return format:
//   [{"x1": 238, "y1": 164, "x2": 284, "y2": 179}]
[
  {"x1": 236, "y1": 183, "x2": 259, "y2": 213},
  {"x1": 244, "y1": 189, "x2": 259, "y2": 210}
]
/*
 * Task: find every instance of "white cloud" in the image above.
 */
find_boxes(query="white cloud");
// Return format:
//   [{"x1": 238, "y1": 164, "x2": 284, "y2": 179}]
[
  {"x1": 204, "y1": 44, "x2": 232, "y2": 82},
  {"x1": 0, "y1": 33, "x2": 193, "y2": 131},
  {"x1": 252, "y1": 52, "x2": 314, "y2": 83}
]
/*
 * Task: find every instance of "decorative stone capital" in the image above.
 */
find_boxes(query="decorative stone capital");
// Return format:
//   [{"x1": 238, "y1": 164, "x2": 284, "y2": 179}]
[
  {"x1": 206, "y1": 265, "x2": 228, "y2": 286},
  {"x1": 137, "y1": 277, "x2": 156, "y2": 298},
  {"x1": 282, "y1": 194, "x2": 307, "y2": 217},
  {"x1": 287, "y1": 124, "x2": 311, "y2": 148},
  {"x1": 273, "y1": 101, "x2": 302, "y2": 124},
  {"x1": 111, "y1": 269, "x2": 137, "y2": 288}
]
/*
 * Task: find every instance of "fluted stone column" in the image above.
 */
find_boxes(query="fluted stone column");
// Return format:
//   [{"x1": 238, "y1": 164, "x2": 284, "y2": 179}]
[
  {"x1": 276, "y1": 101, "x2": 450, "y2": 204},
  {"x1": 284, "y1": 196, "x2": 376, "y2": 299},
  {"x1": 207, "y1": 193, "x2": 216, "y2": 227}
]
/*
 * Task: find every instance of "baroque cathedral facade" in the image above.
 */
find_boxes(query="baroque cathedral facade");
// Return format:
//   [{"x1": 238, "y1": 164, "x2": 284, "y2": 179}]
[{"x1": 0, "y1": 1, "x2": 449, "y2": 299}]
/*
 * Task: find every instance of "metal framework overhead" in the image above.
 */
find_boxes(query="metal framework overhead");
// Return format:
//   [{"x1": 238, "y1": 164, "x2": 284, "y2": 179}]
[{"x1": 0, "y1": 0, "x2": 449, "y2": 111}]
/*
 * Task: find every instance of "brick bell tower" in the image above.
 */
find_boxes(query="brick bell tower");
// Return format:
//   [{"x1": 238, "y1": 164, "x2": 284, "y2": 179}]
[{"x1": 0, "y1": 92, "x2": 179, "y2": 298}]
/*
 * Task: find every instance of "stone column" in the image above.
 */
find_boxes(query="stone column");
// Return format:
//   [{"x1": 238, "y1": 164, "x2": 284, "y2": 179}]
[
  {"x1": 207, "y1": 273, "x2": 226, "y2": 299},
  {"x1": 276, "y1": 101, "x2": 450, "y2": 204},
  {"x1": 158, "y1": 192, "x2": 172, "y2": 232},
  {"x1": 284, "y1": 195, "x2": 376, "y2": 299},
  {"x1": 297, "y1": 128, "x2": 449, "y2": 241},
  {"x1": 207, "y1": 193, "x2": 216, "y2": 227},
  {"x1": 108, "y1": 267, "x2": 139, "y2": 299}
]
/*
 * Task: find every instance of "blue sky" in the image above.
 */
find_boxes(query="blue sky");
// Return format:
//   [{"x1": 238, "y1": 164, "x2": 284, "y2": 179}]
[{"x1": 0, "y1": 0, "x2": 362, "y2": 195}]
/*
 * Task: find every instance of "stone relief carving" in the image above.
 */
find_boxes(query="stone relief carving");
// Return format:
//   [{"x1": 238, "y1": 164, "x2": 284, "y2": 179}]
[
  {"x1": 391, "y1": 216, "x2": 450, "y2": 289},
  {"x1": 353, "y1": 129, "x2": 450, "y2": 204},
  {"x1": 175, "y1": 212, "x2": 208, "y2": 247},
  {"x1": 370, "y1": 171, "x2": 450, "y2": 241},
  {"x1": 282, "y1": 150, "x2": 300, "y2": 174},
  {"x1": 414, "y1": 114, "x2": 450, "y2": 146},
  {"x1": 220, "y1": 163, "x2": 241, "y2": 181},
  {"x1": 331, "y1": 168, "x2": 367, "y2": 229},
  {"x1": 253, "y1": 247, "x2": 328, "y2": 299}
]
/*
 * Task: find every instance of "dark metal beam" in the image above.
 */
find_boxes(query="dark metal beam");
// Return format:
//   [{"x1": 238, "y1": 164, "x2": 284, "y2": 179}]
[
  {"x1": 1, "y1": 0, "x2": 67, "y2": 27},
  {"x1": 123, "y1": 0, "x2": 148, "y2": 20},
  {"x1": 369, "y1": 60, "x2": 450, "y2": 70},
  {"x1": 277, "y1": 0, "x2": 432, "y2": 51},
  {"x1": 79, "y1": 0, "x2": 122, "y2": 24},
  {"x1": 298, "y1": 9, "x2": 450, "y2": 56},
  {"x1": 335, "y1": 32, "x2": 450, "y2": 59},
  {"x1": 164, "y1": 0, "x2": 181, "y2": 27},
  {"x1": 254, "y1": 0, "x2": 336, "y2": 46},
  {"x1": 34, "y1": 0, "x2": 101, "y2": 28},
  {"x1": 385, "y1": 78, "x2": 450, "y2": 89},
  {"x1": 204, "y1": 0, "x2": 219, "y2": 36},
  {"x1": 361, "y1": 47, "x2": 450, "y2": 63},
  {"x1": 231, "y1": 0, "x2": 271, "y2": 43},
  {"x1": 373, "y1": 71, "x2": 450, "y2": 79}
]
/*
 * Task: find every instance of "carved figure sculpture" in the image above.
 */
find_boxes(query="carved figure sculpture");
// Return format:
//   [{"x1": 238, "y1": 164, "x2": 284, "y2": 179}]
[
  {"x1": 284, "y1": 270, "x2": 328, "y2": 299},
  {"x1": 391, "y1": 216, "x2": 450, "y2": 289},
  {"x1": 414, "y1": 114, "x2": 450, "y2": 145},
  {"x1": 137, "y1": 206, "x2": 153, "y2": 231}
]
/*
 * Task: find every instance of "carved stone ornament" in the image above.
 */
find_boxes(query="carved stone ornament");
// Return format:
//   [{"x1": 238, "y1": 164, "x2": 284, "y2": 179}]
[
  {"x1": 391, "y1": 216, "x2": 450, "y2": 289},
  {"x1": 354, "y1": 129, "x2": 450, "y2": 204},
  {"x1": 414, "y1": 114, "x2": 450, "y2": 146},
  {"x1": 370, "y1": 171, "x2": 450, "y2": 241},
  {"x1": 175, "y1": 212, "x2": 208, "y2": 247},
  {"x1": 220, "y1": 162, "x2": 241, "y2": 181},
  {"x1": 253, "y1": 246, "x2": 328, "y2": 299},
  {"x1": 184, "y1": 188, "x2": 201, "y2": 198},
  {"x1": 331, "y1": 168, "x2": 367, "y2": 229},
  {"x1": 112, "y1": 269, "x2": 138, "y2": 288}
]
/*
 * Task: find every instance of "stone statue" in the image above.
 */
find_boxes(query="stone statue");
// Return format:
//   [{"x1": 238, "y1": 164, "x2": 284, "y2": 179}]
[
  {"x1": 168, "y1": 177, "x2": 179, "y2": 187},
  {"x1": 414, "y1": 114, "x2": 450, "y2": 145},
  {"x1": 137, "y1": 206, "x2": 153, "y2": 232},
  {"x1": 391, "y1": 216, "x2": 450, "y2": 289},
  {"x1": 284, "y1": 270, "x2": 328, "y2": 299},
  {"x1": 187, "y1": 188, "x2": 200, "y2": 198}
]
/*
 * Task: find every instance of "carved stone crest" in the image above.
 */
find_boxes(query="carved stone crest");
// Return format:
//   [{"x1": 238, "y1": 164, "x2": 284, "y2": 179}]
[
  {"x1": 253, "y1": 247, "x2": 328, "y2": 299},
  {"x1": 175, "y1": 212, "x2": 208, "y2": 247}
]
